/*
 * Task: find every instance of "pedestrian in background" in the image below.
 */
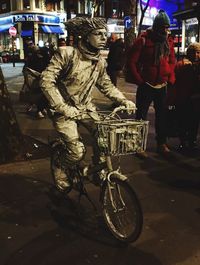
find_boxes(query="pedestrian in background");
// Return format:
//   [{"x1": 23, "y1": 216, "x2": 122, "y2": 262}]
[
  {"x1": 174, "y1": 42, "x2": 200, "y2": 151},
  {"x1": 106, "y1": 33, "x2": 118, "y2": 49},
  {"x1": 21, "y1": 41, "x2": 48, "y2": 118},
  {"x1": 58, "y1": 38, "x2": 67, "y2": 47},
  {"x1": 107, "y1": 38, "x2": 125, "y2": 86},
  {"x1": 128, "y1": 9, "x2": 176, "y2": 158}
]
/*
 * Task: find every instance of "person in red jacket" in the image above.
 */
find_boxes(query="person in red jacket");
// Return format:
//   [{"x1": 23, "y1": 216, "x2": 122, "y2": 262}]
[
  {"x1": 174, "y1": 42, "x2": 200, "y2": 151},
  {"x1": 129, "y1": 10, "x2": 176, "y2": 157}
]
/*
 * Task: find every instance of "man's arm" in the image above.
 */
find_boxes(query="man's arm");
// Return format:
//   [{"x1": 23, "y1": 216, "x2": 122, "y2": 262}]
[
  {"x1": 129, "y1": 37, "x2": 145, "y2": 85},
  {"x1": 40, "y1": 47, "x2": 79, "y2": 118}
]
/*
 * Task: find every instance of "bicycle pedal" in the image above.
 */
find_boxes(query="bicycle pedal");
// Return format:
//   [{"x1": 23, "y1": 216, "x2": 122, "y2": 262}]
[{"x1": 82, "y1": 166, "x2": 89, "y2": 177}]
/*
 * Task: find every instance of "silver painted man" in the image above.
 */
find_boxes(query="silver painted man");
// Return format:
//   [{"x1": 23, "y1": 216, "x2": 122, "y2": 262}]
[{"x1": 40, "y1": 17, "x2": 135, "y2": 193}]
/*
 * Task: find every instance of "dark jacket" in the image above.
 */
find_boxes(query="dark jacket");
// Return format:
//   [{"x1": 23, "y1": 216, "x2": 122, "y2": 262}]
[
  {"x1": 107, "y1": 38, "x2": 125, "y2": 71},
  {"x1": 173, "y1": 58, "x2": 200, "y2": 105}
]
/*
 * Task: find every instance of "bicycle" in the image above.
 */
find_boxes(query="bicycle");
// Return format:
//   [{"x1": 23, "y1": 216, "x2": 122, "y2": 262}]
[{"x1": 50, "y1": 106, "x2": 149, "y2": 243}]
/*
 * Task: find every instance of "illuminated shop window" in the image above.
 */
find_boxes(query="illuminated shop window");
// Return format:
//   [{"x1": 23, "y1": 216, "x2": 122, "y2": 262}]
[
  {"x1": 35, "y1": 0, "x2": 40, "y2": 8},
  {"x1": 57, "y1": 1, "x2": 61, "y2": 10},
  {"x1": 2, "y1": 3, "x2": 6, "y2": 10},
  {"x1": 23, "y1": 0, "x2": 30, "y2": 9},
  {"x1": 112, "y1": 0, "x2": 119, "y2": 18},
  {"x1": 86, "y1": 1, "x2": 93, "y2": 15},
  {"x1": 46, "y1": 2, "x2": 55, "y2": 11},
  {"x1": 79, "y1": 0, "x2": 85, "y2": 14},
  {"x1": 11, "y1": 0, "x2": 17, "y2": 11},
  {"x1": 185, "y1": 18, "x2": 198, "y2": 47}
]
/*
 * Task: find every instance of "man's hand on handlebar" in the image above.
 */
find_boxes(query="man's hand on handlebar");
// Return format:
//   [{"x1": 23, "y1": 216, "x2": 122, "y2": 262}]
[
  {"x1": 63, "y1": 105, "x2": 80, "y2": 119},
  {"x1": 121, "y1": 99, "x2": 136, "y2": 115}
]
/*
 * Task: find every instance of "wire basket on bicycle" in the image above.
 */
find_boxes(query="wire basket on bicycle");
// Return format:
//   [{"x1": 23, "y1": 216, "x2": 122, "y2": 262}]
[{"x1": 96, "y1": 119, "x2": 149, "y2": 156}]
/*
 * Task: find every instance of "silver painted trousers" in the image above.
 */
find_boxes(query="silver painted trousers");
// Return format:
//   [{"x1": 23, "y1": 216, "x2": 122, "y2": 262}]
[{"x1": 51, "y1": 111, "x2": 104, "y2": 166}]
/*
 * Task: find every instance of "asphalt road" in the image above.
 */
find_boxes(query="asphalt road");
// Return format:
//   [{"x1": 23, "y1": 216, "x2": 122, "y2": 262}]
[{"x1": 0, "y1": 63, "x2": 200, "y2": 265}]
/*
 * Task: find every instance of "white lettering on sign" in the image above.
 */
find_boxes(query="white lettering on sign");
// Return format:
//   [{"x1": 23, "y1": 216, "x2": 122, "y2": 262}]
[
  {"x1": 13, "y1": 14, "x2": 39, "y2": 22},
  {"x1": 186, "y1": 18, "x2": 198, "y2": 25}
]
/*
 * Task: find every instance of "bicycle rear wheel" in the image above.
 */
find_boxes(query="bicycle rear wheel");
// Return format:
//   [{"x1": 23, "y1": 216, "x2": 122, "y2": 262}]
[{"x1": 102, "y1": 177, "x2": 143, "y2": 243}]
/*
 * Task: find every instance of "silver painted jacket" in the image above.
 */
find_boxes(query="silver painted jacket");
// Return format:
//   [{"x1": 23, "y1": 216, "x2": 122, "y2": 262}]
[{"x1": 40, "y1": 46, "x2": 126, "y2": 116}]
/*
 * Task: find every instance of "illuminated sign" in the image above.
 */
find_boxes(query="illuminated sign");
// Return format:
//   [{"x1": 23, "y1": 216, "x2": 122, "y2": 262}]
[
  {"x1": 124, "y1": 16, "x2": 132, "y2": 29},
  {"x1": 13, "y1": 14, "x2": 60, "y2": 24},
  {"x1": 9, "y1": 26, "x2": 17, "y2": 36},
  {"x1": 138, "y1": 0, "x2": 185, "y2": 28},
  {"x1": 186, "y1": 18, "x2": 198, "y2": 25},
  {"x1": 13, "y1": 14, "x2": 37, "y2": 22},
  {"x1": 0, "y1": 16, "x2": 13, "y2": 25}
]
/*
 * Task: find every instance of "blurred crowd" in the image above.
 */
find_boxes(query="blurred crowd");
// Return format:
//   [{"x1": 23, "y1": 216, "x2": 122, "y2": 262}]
[{"x1": 20, "y1": 38, "x2": 66, "y2": 118}]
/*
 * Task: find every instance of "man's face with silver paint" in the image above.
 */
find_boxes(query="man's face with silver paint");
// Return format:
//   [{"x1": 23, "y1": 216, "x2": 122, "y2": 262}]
[{"x1": 87, "y1": 28, "x2": 107, "y2": 50}]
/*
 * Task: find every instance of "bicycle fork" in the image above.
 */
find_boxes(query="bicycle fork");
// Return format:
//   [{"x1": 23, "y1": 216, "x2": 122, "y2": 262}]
[{"x1": 100, "y1": 156, "x2": 127, "y2": 212}]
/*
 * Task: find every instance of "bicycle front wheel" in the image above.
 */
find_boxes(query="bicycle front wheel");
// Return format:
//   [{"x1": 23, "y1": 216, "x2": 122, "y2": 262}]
[{"x1": 102, "y1": 177, "x2": 143, "y2": 243}]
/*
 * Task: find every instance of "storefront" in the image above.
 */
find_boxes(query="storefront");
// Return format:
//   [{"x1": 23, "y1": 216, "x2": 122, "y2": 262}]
[
  {"x1": 0, "y1": 12, "x2": 66, "y2": 60},
  {"x1": 0, "y1": 16, "x2": 14, "y2": 53},
  {"x1": 107, "y1": 18, "x2": 124, "y2": 39},
  {"x1": 173, "y1": 7, "x2": 200, "y2": 56}
]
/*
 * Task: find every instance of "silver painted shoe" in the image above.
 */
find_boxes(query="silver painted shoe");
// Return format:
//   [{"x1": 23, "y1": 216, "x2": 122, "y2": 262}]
[{"x1": 51, "y1": 157, "x2": 72, "y2": 194}]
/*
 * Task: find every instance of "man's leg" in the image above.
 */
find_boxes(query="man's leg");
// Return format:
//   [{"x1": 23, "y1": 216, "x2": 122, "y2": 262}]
[
  {"x1": 80, "y1": 114, "x2": 108, "y2": 183},
  {"x1": 51, "y1": 115, "x2": 86, "y2": 192},
  {"x1": 136, "y1": 83, "x2": 152, "y2": 120},
  {"x1": 153, "y1": 87, "x2": 170, "y2": 153},
  {"x1": 135, "y1": 84, "x2": 153, "y2": 158}
]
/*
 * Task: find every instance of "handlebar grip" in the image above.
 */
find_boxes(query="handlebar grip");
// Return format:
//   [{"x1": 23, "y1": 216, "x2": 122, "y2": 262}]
[{"x1": 110, "y1": 105, "x2": 137, "y2": 117}]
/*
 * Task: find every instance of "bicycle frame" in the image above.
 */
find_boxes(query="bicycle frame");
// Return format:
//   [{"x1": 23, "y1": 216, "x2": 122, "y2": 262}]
[{"x1": 50, "y1": 106, "x2": 144, "y2": 243}]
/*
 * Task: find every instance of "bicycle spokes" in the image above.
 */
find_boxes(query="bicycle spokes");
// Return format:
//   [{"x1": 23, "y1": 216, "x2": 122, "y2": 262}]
[{"x1": 102, "y1": 178, "x2": 143, "y2": 242}]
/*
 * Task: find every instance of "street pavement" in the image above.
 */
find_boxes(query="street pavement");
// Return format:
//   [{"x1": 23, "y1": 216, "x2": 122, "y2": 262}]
[{"x1": 0, "y1": 62, "x2": 200, "y2": 265}]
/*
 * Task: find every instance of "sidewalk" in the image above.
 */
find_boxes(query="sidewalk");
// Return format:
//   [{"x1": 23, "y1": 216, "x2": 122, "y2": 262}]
[{"x1": 1, "y1": 65, "x2": 200, "y2": 265}]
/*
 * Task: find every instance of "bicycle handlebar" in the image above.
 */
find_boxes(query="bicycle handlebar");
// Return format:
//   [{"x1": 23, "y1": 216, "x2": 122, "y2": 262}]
[
  {"x1": 108, "y1": 105, "x2": 136, "y2": 118},
  {"x1": 66, "y1": 105, "x2": 136, "y2": 120}
]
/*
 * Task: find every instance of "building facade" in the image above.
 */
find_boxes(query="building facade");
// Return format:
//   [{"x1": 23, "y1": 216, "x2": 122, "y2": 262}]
[
  {"x1": 173, "y1": 0, "x2": 200, "y2": 54},
  {"x1": 1, "y1": 0, "x2": 196, "y2": 60},
  {"x1": 64, "y1": 0, "x2": 125, "y2": 39},
  {"x1": 0, "y1": 0, "x2": 66, "y2": 59}
]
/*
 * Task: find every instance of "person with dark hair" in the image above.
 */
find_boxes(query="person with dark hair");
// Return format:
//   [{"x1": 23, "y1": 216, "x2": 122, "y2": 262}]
[
  {"x1": 40, "y1": 17, "x2": 135, "y2": 193},
  {"x1": 22, "y1": 41, "x2": 48, "y2": 118},
  {"x1": 58, "y1": 38, "x2": 67, "y2": 47},
  {"x1": 129, "y1": 10, "x2": 176, "y2": 158},
  {"x1": 174, "y1": 42, "x2": 200, "y2": 151},
  {"x1": 106, "y1": 33, "x2": 118, "y2": 48},
  {"x1": 107, "y1": 38, "x2": 125, "y2": 86}
]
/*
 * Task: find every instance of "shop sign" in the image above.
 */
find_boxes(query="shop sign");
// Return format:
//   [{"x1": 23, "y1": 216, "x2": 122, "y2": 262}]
[
  {"x1": 0, "y1": 16, "x2": 13, "y2": 24},
  {"x1": 13, "y1": 14, "x2": 60, "y2": 24},
  {"x1": 13, "y1": 14, "x2": 38, "y2": 22},
  {"x1": 186, "y1": 18, "x2": 198, "y2": 26}
]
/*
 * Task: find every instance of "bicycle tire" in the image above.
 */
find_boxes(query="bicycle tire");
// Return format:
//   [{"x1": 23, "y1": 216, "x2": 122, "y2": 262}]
[{"x1": 102, "y1": 177, "x2": 143, "y2": 243}]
